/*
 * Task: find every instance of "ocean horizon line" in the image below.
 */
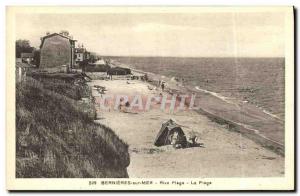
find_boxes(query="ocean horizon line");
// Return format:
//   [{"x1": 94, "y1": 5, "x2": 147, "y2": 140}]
[{"x1": 101, "y1": 55, "x2": 285, "y2": 59}]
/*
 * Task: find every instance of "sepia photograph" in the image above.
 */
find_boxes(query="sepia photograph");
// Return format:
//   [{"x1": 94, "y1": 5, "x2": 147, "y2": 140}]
[{"x1": 6, "y1": 6, "x2": 294, "y2": 190}]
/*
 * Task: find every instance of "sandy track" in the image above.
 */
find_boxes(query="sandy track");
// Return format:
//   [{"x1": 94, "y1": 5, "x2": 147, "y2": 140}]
[{"x1": 90, "y1": 79, "x2": 284, "y2": 178}]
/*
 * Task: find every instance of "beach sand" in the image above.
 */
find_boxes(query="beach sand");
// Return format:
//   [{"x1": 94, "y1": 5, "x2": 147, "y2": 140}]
[{"x1": 90, "y1": 79, "x2": 284, "y2": 178}]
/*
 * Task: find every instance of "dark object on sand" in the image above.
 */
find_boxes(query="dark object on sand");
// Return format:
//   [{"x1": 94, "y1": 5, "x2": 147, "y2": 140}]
[
  {"x1": 161, "y1": 82, "x2": 165, "y2": 91},
  {"x1": 94, "y1": 85, "x2": 106, "y2": 91},
  {"x1": 154, "y1": 119, "x2": 187, "y2": 147},
  {"x1": 94, "y1": 85, "x2": 107, "y2": 95},
  {"x1": 189, "y1": 135, "x2": 198, "y2": 145}
]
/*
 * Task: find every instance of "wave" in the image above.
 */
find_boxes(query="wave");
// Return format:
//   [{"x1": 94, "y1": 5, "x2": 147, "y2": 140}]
[
  {"x1": 194, "y1": 86, "x2": 283, "y2": 122},
  {"x1": 262, "y1": 109, "x2": 282, "y2": 121},
  {"x1": 194, "y1": 86, "x2": 234, "y2": 104}
]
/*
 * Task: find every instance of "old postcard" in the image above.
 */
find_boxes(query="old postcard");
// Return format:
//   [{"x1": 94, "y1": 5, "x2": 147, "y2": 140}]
[{"x1": 6, "y1": 6, "x2": 294, "y2": 191}]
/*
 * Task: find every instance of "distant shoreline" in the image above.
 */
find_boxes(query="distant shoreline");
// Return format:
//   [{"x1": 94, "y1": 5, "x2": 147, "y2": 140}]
[
  {"x1": 113, "y1": 60, "x2": 285, "y2": 156},
  {"x1": 109, "y1": 56, "x2": 285, "y2": 119},
  {"x1": 112, "y1": 59, "x2": 283, "y2": 122}
]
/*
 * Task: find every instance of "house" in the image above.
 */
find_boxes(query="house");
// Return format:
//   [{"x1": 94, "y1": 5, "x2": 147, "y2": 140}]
[
  {"x1": 74, "y1": 47, "x2": 90, "y2": 65},
  {"x1": 107, "y1": 67, "x2": 131, "y2": 75},
  {"x1": 39, "y1": 32, "x2": 76, "y2": 71},
  {"x1": 85, "y1": 52, "x2": 90, "y2": 60},
  {"x1": 20, "y1": 53, "x2": 34, "y2": 64},
  {"x1": 95, "y1": 59, "x2": 106, "y2": 66},
  {"x1": 75, "y1": 48, "x2": 85, "y2": 63}
]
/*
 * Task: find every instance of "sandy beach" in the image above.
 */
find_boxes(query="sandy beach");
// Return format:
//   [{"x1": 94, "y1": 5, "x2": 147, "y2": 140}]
[{"x1": 89, "y1": 79, "x2": 284, "y2": 178}]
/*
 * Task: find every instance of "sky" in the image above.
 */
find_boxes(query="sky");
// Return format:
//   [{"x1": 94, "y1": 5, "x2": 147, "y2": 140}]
[{"x1": 15, "y1": 12, "x2": 286, "y2": 57}]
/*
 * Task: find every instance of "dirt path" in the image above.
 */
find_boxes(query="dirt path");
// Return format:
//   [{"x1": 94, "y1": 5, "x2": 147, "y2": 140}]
[{"x1": 90, "y1": 79, "x2": 284, "y2": 178}]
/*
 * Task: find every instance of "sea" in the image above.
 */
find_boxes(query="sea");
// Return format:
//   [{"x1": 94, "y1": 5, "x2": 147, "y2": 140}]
[{"x1": 109, "y1": 57, "x2": 285, "y2": 120}]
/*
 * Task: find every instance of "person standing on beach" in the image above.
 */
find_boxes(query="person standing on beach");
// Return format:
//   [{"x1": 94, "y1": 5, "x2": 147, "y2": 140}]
[
  {"x1": 161, "y1": 82, "x2": 165, "y2": 91},
  {"x1": 107, "y1": 70, "x2": 113, "y2": 80}
]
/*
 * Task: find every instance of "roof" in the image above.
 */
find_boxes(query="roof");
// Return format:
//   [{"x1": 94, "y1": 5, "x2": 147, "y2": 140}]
[
  {"x1": 75, "y1": 48, "x2": 85, "y2": 53},
  {"x1": 21, "y1": 53, "x2": 34, "y2": 58},
  {"x1": 40, "y1": 33, "x2": 77, "y2": 48},
  {"x1": 16, "y1": 62, "x2": 33, "y2": 68},
  {"x1": 95, "y1": 59, "x2": 106, "y2": 65}
]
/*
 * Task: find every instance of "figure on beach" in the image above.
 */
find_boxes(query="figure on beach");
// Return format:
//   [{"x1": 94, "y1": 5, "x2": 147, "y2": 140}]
[
  {"x1": 144, "y1": 74, "x2": 148, "y2": 81},
  {"x1": 107, "y1": 71, "x2": 113, "y2": 80},
  {"x1": 161, "y1": 82, "x2": 165, "y2": 91},
  {"x1": 158, "y1": 80, "x2": 161, "y2": 87}
]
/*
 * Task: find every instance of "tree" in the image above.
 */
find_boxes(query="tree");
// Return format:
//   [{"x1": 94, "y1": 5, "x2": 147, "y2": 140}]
[
  {"x1": 79, "y1": 59, "x2": 89, "y2": 73},
  {"x1": 59, "y1": 30, "x2": 70, "y2": 37},
  {"x1": 89, "y1": 53, "x2": 98, "y2": 63},
  {"x1": 33, "y1": 50, "x2": 40, "y2": 67},
  {"x1": 15, "y1": 39, "x2": 34, "y2": 58}
]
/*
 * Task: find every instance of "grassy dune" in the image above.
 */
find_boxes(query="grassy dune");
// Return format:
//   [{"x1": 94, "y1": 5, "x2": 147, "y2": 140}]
[{"x1": 16, "y1": 76, "x2": 129, "y2": 178}]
